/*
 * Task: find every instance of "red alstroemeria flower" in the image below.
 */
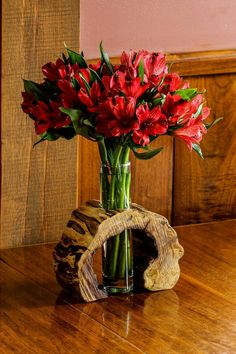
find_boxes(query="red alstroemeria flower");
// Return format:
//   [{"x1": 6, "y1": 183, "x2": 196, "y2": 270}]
[
  {"x1": 78, "y1": 81, "x2": 102, "y2": 112},
  {"x1": 21, "y1": 92, "x2": 35, "y2": 115},
  {"x1": 121, "y1": 50, "x2": 149, "y2": 68},
  {"x1": 133, "y1": 103, "x2": 168, "y2": 146},
  {"x1": 158, "y1": 73, "x2": 190, "y2": 94},
  {"x1": 110, "y1": 71, "x2": 149, "y2": 99},
  {"x1": 30, "y1": 100, "x2": 71, "y2": 135},
  {"x1": 143, "y1": 53, "x2": 167, "y2": 78},
  {"x1": 74, "y1": 68, "x2": 91, "y2": 90},
  {"x1": 162, "y1": 93, "x2": 203, "y2": 126},
  {"x1": 96, "y1": 96, "x2": 138, "y2": 137},
  {"x1": 95, "y1": 100, "x2": 113, "y2": 137},
  {"x1": 109, "y1": 96, "x2": 138, "y2": 136},
  {"x1": 173, "y1": 107, "x2": 210, "y2": 150},
  {"x1": 120, "y1": 50, "x2": 150, "y2": 80},
  {"x1": 42, "y1": 59, "x2": 79, "y2": 82},
  {"x1": 58, "y1": 79, "x2": 81, "y2": 108},
  {"x1": 89, "y1": 61, "x2": 101, "y2": 72}
]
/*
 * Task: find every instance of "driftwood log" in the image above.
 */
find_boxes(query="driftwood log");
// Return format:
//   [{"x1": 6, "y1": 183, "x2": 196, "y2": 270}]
[{"x1": 53, "y1": 200, "x2": 184, "y2": 302}]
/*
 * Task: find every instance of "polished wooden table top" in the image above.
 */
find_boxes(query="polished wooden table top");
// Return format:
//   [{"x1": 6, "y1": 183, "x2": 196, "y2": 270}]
[{"x1": 1, "y1": 220, "x2": 236, "y2": 353}]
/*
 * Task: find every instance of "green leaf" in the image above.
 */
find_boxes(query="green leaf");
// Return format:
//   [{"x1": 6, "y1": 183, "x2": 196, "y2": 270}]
[
  {"x1": 175, "y1": 88, "x2": 198, "y2": 101},
  {"x1": 205, "y1": 117, "x2": 223, "y2": 130},
  {"x1": 71, "y1": 77, "x2": 81, "y2": 91},
  {"x1": 192, "y1": 143, "x2": 204, "y2": 159},
  {"x1": 66, "y1": 47, "x2": 87, "y2": 68},
  {"x1": 33, "y1": 127, "x2": 76, "y2": 147},
  {"x1": 99, "y1": 41, "x2": 114, "y2": 75},
  {"x1": 55, "y1": 127, "x2": 77, "y2": 140},
  {"x1": 60, "y1": 107, "x2": 99, "y2": 140},
  {"x1": 138, "y1": 60, "x2": 144, "y2": 83},
  {"x1": 23, "y1": 80, "x2": 45, "y2": 101},
  {"x1": 41, "y1": 130, "x2": 60, "y2": 141},
  {"x1": 132, "y1": 146, "x2": 163, "y2": 160},
  {"x1": 60, "y1": 107, "x2": 83, "y2": 134},
  {"x1": 151, "y1": 97, "x2": 163, "y2": 107},
  {"x1": 78, "y1": 73, "x2": 91, "y2": 95},
  {"x1": 83, "y1": 119, "x2": 94, "y2": 128},
  {"x1": 62, "y1": 52, "x2": 68, "y2": 63},
  {"x1": 89, "y1": 68, "x2": 103, "y2": 86}
]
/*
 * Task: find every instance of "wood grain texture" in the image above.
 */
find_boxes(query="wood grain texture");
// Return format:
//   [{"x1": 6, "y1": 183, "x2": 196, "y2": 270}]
[
  {"x1": 1, "y1": 220, "x2": 235, "y2": 353},
  {"x1": 77, "y1": 137, "x2": 100, "y2": 205},
  {"x1": 167, "y1": 50, "x2": 236, "y2": 76},
  {"x1": 53, "y1": 200, "x2": 183, "y2": 301},
  {"x1": 173, "y1": 74, "x2": 236, "y2": 225},
  {"x1": 131, "y1": 136, "x2": 173, "y2": 219},
  {"x1": 1, "y1": 0, "x2": 80, "y2": 248},
  {"x1": 89, "y1": 50, "x2": 236, "y2": 76},
  {"x1": 0, "y1": 261, "x2": 140, "y2": 354}
]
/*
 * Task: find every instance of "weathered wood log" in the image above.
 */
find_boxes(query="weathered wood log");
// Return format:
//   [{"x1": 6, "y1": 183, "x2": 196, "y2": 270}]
[{"x1": 53, "y1": 200, "x2": 184, "y2": 302}]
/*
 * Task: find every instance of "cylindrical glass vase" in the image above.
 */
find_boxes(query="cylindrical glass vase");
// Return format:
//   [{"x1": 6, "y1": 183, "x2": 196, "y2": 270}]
[{"x1": 100, "y1": 162, "x2": 133, "y2": 294}]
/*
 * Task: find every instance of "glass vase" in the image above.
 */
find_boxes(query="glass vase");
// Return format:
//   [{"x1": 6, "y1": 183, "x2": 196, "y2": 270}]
[{"x1": 100, "y1": 162, "x2": 133, "y2": 294}]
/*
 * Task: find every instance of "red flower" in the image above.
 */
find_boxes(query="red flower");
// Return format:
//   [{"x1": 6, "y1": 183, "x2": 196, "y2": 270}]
[
  {"x1": 158, "y1": 73, "x2": 189, "y2": 94},
  {"x1": 74, "y1": 68, "x2": 91, "y2": 89},
  {"x1": 173, "y1": 107, "x2": 210, "y2": 150},
  {"x1": 110, "y1": 71, "x2": 149, "y2": 99},
  {"x1": 42, "y1": 59, "x2": 79, "y2": 82},
  {"x1": 120, "y1": 50, "x2": 148, "y2": 69},
  {"x1": 96, "y1": 96, "x2": 138, "y2": 137},
  {"x1": 162, "y1": 93, "x2": 203, "y2": 126},
  {"x1": 133, "y1": 103, "x2": 168, "y2": 146},
  {"x1": 58, "y1": 79, "x2": 80, "y2": 108},
  {"x1": 89, "y1": 61, "x2": 101, "y2": 71},
  {"x1": 21, "y1": 92, "x2": 35, "y2": 114},
  {"x1": 78, "y1": 81, "x2": 102, "y2": 111},
  {"x1": 30, "y1": 100, "x2": 71, "y2": 135},
  {"x1": 143, "y1": 53, "x2": 167, "y2": 79}
]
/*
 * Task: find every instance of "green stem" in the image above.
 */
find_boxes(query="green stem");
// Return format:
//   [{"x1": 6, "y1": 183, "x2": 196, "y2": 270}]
[
  {"x1": 107, "y1": 144, "x2": 124, "y2": 278},
  {"x1": 117, "y1": 146, "x2": 131, "y2": 279},
  {"x1": 101, "y1": 143, "x2": 132, "y2": 284},
  {"x1": 109, "y1": 145, "x2": 123, "y2": 209},
  {"x1": 98, "y1": 139, "x2": 108, "y2": 164},
  {"x1": 118, "y1": 146, "x2": 130, "y2": 208},
  {"x1": 98, "y1": 140, "x2": 109, "y2": 209}
]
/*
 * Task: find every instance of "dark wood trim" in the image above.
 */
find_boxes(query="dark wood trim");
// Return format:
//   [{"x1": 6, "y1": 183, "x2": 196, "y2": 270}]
[{"x1": 88, "y1": 49, "x2": 236, "y2": 76}]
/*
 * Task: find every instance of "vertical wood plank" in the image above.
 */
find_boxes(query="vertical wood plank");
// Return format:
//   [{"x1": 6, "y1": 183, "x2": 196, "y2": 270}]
[
  {"x1": 131, "y1": 137, "x2": 173, "y2": 220},
  {"x1": 173, "y1": 74, "x2": 236, "y2": 225},
  {"x1": 1, "y1": 0, "x2": 80, "y2": 248},
  {"x1": 77, "y1": 137, "x2": 100, "y2": 205}
]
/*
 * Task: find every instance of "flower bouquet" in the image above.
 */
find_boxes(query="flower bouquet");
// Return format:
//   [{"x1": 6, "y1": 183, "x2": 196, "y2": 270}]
[{"x1": 22, "y1": 43, "x2": 221, "y2": 294}]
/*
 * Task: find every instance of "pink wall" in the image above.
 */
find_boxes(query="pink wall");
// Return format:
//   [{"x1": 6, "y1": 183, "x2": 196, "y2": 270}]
[{"x1": 80, "y1": 0, "x2": 236, "y2": 58}]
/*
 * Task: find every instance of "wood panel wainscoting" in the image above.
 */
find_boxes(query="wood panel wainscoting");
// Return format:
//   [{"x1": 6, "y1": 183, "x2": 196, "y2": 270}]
[{"x1": 1, "y1": 6, "x2": 236, "y2": 252}]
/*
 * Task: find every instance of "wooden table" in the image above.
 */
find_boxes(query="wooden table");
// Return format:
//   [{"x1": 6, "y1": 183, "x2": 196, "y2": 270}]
[{"x1": 0, "y1": 220, "x2": 236, "y2": 353}]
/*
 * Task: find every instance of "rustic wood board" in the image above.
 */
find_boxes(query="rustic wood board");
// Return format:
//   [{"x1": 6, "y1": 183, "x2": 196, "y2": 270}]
[
  {"x1": 53, "y1": 201, "x2": 183, "y2": 302},
  {"x1": 1, "y1": 0, "x2": 80, "y2": 248}
]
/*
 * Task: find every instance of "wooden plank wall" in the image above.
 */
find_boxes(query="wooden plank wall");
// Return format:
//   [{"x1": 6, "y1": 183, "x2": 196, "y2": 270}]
[
  {"x1": 172, "y1": 51, "x2": 236, "y2": 225},
  {"x1": 1, "y1": 0, "x2": 80, "y2": 248}
]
